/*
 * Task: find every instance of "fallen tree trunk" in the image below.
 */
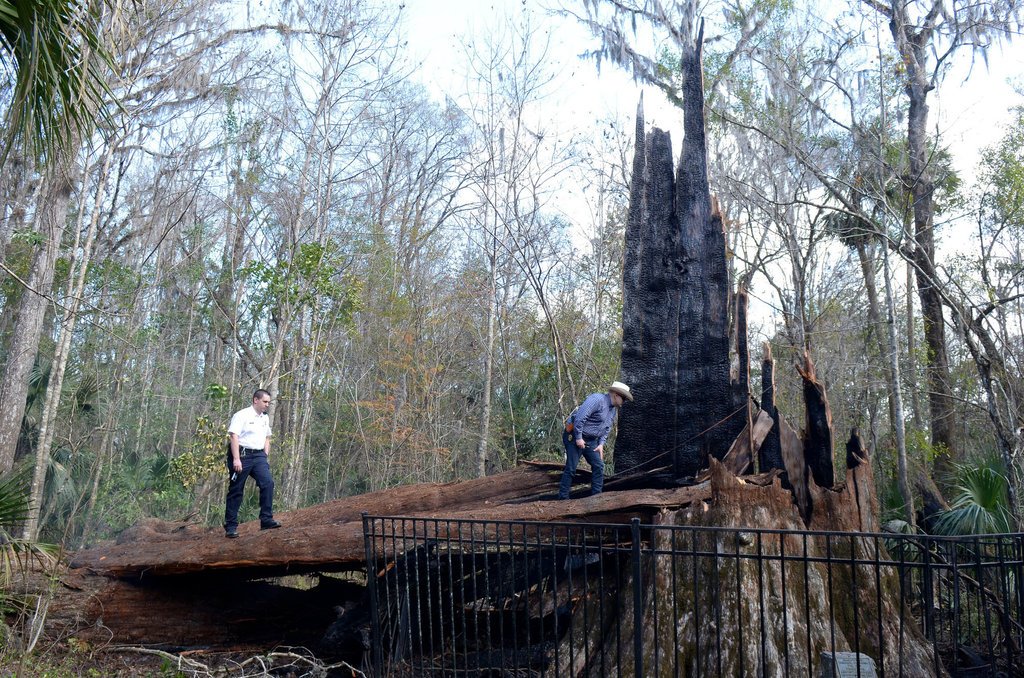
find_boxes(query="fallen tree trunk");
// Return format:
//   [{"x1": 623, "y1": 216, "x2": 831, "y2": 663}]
[
  {"x1": 53, "y1": 462, "x2": 718, "y2": 655},
  {"x1": 69, "y1": 467, "x2": 713, "y2": 579},
  {"x1": 47, "y1": 423, "x2": 952, "y2": 677}
]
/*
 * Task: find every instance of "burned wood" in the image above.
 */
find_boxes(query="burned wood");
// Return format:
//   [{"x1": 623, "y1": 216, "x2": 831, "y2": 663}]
[
  {"x1": 732, "y1": 286, "x2": 751, "y2": 428},
  {"x1": 778, "y1": 412, "x2": 810, "y2": 521},
  {"x1": 797, "y1": 350, "x2": 835, "y2": 489},
  {"x1": 846, "y1": 427, "x2": 869, "y2": 470},
  {"x1": 758, "y1": 342, "x2": 784, "y2": 473},
  {"x1": 617, "y1": 23, "x2": 736, "y2": 479},
  {"x1": 617, "y1": 102, "x2": 686, "y2": 477},
  {"x1": 720, "y1": 408, "x2": 773, "y2": 475}
]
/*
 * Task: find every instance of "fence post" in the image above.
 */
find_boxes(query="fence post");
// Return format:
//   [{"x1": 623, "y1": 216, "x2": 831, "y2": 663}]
[
  {"x1": 1017, "y1": 535, "x2": 1024, "y2": 659},
  {"x1": 362, "y1": 512, "x2": 385, "y2": 675},
  {"x1": 921, "y1": 537, "x2": 933, "y2": 639},
  {"x1": 631, "y1": 517, "x2": 644, "y2": 677}
]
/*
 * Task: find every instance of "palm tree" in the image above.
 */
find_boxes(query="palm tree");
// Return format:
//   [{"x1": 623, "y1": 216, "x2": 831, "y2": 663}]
[
  {"x1": 0, "y1": 0, "x2": 117, "y2": 477},
  {"x1": 933, "y1": 463, "x2": 1014, "y2": 536},
  {"x1": 0, "y1": 465, "x2": 58, "y2": 615},
  {"x1": 0, "y1": 0, "x2": 113, "y2": 162}
]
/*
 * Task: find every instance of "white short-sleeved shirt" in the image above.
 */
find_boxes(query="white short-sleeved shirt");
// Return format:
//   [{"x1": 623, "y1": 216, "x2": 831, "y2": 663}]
[{"x1": 228, "y1": 406, "x2": 272, "y2": 450}]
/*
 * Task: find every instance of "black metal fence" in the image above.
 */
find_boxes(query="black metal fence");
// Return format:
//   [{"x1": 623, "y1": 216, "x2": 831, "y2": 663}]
[{"x1": 361, "y1": 515, "x2": 1024, "y2": 677}]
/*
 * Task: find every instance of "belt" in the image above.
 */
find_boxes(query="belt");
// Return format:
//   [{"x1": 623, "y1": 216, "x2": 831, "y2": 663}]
[{"x1": 240, "y1": 446, "x2": 264, "y2": 456}]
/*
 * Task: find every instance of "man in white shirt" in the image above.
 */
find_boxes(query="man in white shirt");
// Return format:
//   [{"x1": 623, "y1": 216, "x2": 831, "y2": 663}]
[{"x1": 223, "y1": 389, "x2": 281, "y2": 538}]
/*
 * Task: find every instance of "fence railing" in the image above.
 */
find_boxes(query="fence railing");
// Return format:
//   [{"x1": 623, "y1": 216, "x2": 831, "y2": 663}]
[{"x1": 361, "y1": 515, "x2": 1024, "y2": 677}]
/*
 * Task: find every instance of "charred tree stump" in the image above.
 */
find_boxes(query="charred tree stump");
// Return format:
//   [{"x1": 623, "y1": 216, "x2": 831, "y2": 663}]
[
  {"x1": 376, "y1": 462, "x2": 937, "y2": 678},
  {"x1": 618, "y1": 23, "x2": 738, "y2": 480},
  {"x1": 759, "y1": 342, "x2": 784, "y2": 474},
  {"x1": 732, "y1": 287, "x2": 751, "y2": 425},
  {"x1": 617, "y1": 98, "x2": 685, "y2": 480},
  {"x1": 798, "y1": 350, "x2": 836, "y2": 490}
]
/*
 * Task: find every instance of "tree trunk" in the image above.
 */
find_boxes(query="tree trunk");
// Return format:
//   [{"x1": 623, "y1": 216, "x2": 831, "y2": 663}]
[
  {"x1": 286, "y1": 306, "x2": 320, "y2": 509},
  {"x1": 618, "y1": 27, "x2": 737, "y2": 479},
  {"x1": 24, "y1": 146, "x2": 112, "y2": 539},
  {"x1": 475, "y1": 226, "x2": 498, "y2": 478},
  {"x1": 889, "y1": 4, "x2": 957, "y2": 478},
  {"x1": 0, "y1": 155, "x2": 77, "y2": 474},
  {"x1": 68, "y1": 462, "x2": 710, "y2": 578},
  {"x1": 855, "y1": 242, "x2": 898, "y2": 434},
  {"x1": 0, "y1": 154, "x2": 38, "y2": 264},
  {"x1": 758, "y1": 343, "x2": 783, "y2": 473},
  {"x1": 882, "y1": 246, "x2": 915, "y2": 526}
]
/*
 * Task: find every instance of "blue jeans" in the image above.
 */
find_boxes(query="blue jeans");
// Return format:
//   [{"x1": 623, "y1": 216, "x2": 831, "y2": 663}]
[
  {"x1": 558, "y1": 430, "x2": 605, "y2": 499},
  {"x1": 223, "y1": 452, "x2": 275, "y2": 531}
]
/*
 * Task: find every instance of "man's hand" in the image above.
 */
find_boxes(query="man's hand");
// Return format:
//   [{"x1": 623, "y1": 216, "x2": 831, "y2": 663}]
[
  {"x1": 229, "y1": 434, "x2": 243, "y2": 473},
  {"x1": 575, "y1": 438, "x2": 585, "y2": 449},
  {"x1": 595, "y1": 445, "x2": 604, "y2": 458}
]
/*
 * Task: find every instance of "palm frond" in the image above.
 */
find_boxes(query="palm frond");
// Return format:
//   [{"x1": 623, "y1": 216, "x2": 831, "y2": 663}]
[
  {"x1": 0, "y1": 464, "x2": 30, "y2": 528},
  {"x1": 0, "y1": 0, "x2": 116, "y2": 163},
  {"x1": 933, "y1": 464, "x2": 1013, "y2": 536},
  {"x1": 0, "y1": 466, "x2": 59, "y2": 595},
  {"x1": 72, "y1": 372, "x2": 98, "y2": 412}
]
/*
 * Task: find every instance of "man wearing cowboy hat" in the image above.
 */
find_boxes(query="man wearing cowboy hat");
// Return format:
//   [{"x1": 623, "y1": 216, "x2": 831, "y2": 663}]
[{"x1": 558, "y1": 381, "x2": 633, "y2": 499}]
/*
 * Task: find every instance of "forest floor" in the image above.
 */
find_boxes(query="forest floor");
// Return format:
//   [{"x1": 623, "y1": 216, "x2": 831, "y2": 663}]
[
  {"x1": 2, "y1": 560, "x2": 364, "y2": 678},
  {"x1": 0, "y1": 633, "x2": 364, "y2": 677}
]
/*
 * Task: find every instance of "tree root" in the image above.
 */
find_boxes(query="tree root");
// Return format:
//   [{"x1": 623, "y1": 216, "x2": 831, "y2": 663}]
[{"x1": 102, "y1": 645, "x2": 365, "y2": 677}]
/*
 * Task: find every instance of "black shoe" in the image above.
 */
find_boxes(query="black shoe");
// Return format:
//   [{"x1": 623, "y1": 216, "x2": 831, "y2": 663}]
[
  {"x1": 260, "y1": 520, "x2": 281, "y2": 530},
  {"x1": 225, "y1": 530, "x2": 239, "y2": 538}
]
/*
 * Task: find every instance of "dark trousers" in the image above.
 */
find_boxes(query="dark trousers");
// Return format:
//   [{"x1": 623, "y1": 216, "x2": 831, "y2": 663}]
[
  {"x1": 558, "y1": 430, "x2": 605, "y2": 499},
  {"x1": 223, "y1": 452, "x2": 275, "y2": 531}
]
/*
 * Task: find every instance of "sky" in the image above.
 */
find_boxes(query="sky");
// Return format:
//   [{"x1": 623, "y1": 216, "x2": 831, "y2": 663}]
[
  {"x1": 399, "y1": 0, "x2": 683, "y2": 137},
  {"x1": 396, "y1": 0, "x2": 1024, "y2": 336},
  {"x1": 934, "y1": 49, "x2": 1024, "y2": 176},
  {"x1": 399, "y1": 0, "x2": 1024, "y2": 179}
]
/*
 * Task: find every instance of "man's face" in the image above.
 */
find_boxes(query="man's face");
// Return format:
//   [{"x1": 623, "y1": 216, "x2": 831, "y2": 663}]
[
  {"x1": 610, "y1": 392, "x2": 624, "y2": 407},
  {"x1": 253, "y1": 394, "x2": 271, "y2": 414}
]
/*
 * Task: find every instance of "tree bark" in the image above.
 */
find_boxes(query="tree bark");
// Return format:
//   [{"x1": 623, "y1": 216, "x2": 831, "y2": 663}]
[
  {"x1": 618, "y1": 26, "x2": 737, "y2": 479},
  {"x1": 25, "y1": 146, "x2": 112, "y2": 539},
  {"x1": 758, "y1": 343, "x2": 783, "y2": 473},
  {"x1": 886, "y1": 1, "x2": 958, "y2": 478},
  {"x1": 882, "y1": 245, "x2": 915, "y2": 526},
  {"x1": 0, "y1": 155, "x2": 77, "y2": 474}
]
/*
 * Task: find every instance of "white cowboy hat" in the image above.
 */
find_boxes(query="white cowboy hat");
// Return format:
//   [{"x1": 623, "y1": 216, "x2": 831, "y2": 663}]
[{"x1": 609, "y1": 381, "x2": 633, "y2": 401}]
